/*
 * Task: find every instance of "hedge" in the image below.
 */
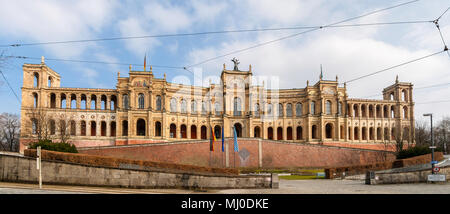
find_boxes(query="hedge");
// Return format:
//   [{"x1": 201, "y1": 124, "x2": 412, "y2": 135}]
[
  {"x1": 396, "y1": 146, "x2": 443, "y2": 159},
  {"x1": 27, "y1": 140, "x2": 78, "y2": 153}
]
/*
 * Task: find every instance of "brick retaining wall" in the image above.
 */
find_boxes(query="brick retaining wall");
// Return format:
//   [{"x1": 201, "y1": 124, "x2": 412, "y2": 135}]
[{"x1": 79, "y1": 138, "x2": 396, "y2": 168}]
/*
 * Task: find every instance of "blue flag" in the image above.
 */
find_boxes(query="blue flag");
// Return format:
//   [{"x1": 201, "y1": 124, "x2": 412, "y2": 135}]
[
  {"x1": 221, "y1": 126, "x2": 224, "y2": 152},
  {"x1": 233, "y1": 126, "x2": 239, "y2": 152}
]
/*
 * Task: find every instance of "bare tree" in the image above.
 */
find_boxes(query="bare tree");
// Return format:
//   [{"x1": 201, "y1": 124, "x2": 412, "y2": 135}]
[
  {"x1": 56, "y1": 113, "x2": 75, "y2": 144},
  {"x1": 0, "y1": 113, "x2": 20, "y2": 152},
  {"x1": 415, "y1": 120, "x2": 430, "y2": 147},
  {"x1": 28, "y1": 107, "x2": 51, "y2": 142}
]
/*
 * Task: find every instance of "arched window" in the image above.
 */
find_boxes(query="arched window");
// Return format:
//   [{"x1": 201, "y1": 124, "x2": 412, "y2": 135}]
[
  {"x1": 90, "y1": 95, "x2": 96, "y2": 109},
  {"x1": 48, "y1": 76, "x2": 52, "y2": 87},
  {"x1": 296, "y1": 103, "x2": 302, "y2": 116},
  {"x1": 136, "y1": 119, "x2": 145, "y2": 136},
  {"x1": 214, "y1": 125, "x2": 221, "y2": 139},
  {"x1": 181, "y1": 125, "x2": 187, "y2": 138},
  {"x1": 33, "y1": 72, "x2": 39, "y2": 88},
  {"x1": 311, "y1": 101, "x2": 316, "y2": 115},
  {"x1": 287, "y1": 127, "x2": 293, "y2": 140},
  {"x1": 110, "y1": 95, "x2": 117, "y2": 110},
  {"x1": 110, "y1": 122, "x2": 116, "y2": 137},
  {"x1": 50, "y1": 93, "x2": 56, "y2": 108},
  {"x1": 312, "y1": 125, "x2": 318, "y2": 139},
  {"x1": 201, "y1": 126, "x2": 207, "y2": 139},
  {"x1": 80, "y1": 121, "x2": 86, "y2": 136},
  {"x1": 278, "y1": 103, "x2": 283, "y2": 116},
  {"x1": 234, "y1": 123, "x2": 242, "y2": 137},
  {"x1": 33, "y1": 93, "x2": 38, "y2": 108},
  {"x1": 90, "y1": 121, "x2": 96, "y2": 136},
  {"x1": 61, "y1": 94, "x2": 67, "y2": 108},
  {"x1": 233, "y1": 97, "x2": 241, "y2": 116},
  {"x1": 402, "y1": 90, "x2": 408, "y2": 102},
  {"x1": 191, "y1": 125, "x2": 197, "y2": 139},
  {"x1": 170, "y1": 124, "x2": 176, "y2": 138},
  {"x1": 214, "y1": 102, "x2": 221, "y2": 116},
  {"x1": 49, "y1": 120, "x2": 56, "y2": 135},
  {"x1": 170, "y1": 98, "x2": 177, "y2": 112},
  {"x1": 277, "y1": 127, "x2": 283, "y2": 140},
  {"x1": 80, "y1": 94, "x2": 87, "y2": 110},
  {"x1": 201, "y1": 101, "x2": 206, "y2": 115},
  {"x1": 325, "y1": 123, "x2": 333, "y2": 138},
  {"x1": 122, "y1": 120, "x2": 128, "y2": 136},
  {"x1": 155, "y1": 95, "x2": 162, "y2": 111},
  {"x1": 286, "y1": 103, "x2": 292, "y2": 117},
  {"x1": 268, "y1": 127, "x2": 273, "y2": 140},
  {"x1": 155, "y1": 121, "x2": 162, "y2": 137},
  {"x1": 123, "y1": 94, "x2": 129, "y2": 110},
  {"x1": 254, "y1": 126, "x2": 261, "y2": 138},
  {"x1": 296, "y1": 126, "x2": 303, "y2": 140},
  {"x1": 338, "y1": 102, "x2": 343, "y2": 115},
  {"x1": 138, "y1": 93, "x2": 145, "y2": 109},
  {"x1": 101, "y1": 121, "x2": 107, "y2": 136},
  {"x1": 254, "y1": 103, "x2": 260, "y2": 117},
  {"x1": 70, "y1": 120, "x2": 76, "y2": 136},
  {"x1": 403, "y1": 106, "x2": 408, "y2": 119},
  {"x1": 31, "y1": 119, "x2": 38, "y2": 134},
  {"x1": 180, "y1": 99, "x2": 187, "y2": 113},
  {"x1": 390, "y1": 92, "x2": 394, "y2": 100},
  {"x1": 71, "y1": 94, "x2": 77, "y2": 109},
  {"x1": 267, "y1": 103, "x2": 273, "y2": 116},
  {"x1": 191, "y1": 100, "x2": 197, "y2": 114},
  {"x1": 326, "y1": 100, "x2": 332, "y2": 115}
]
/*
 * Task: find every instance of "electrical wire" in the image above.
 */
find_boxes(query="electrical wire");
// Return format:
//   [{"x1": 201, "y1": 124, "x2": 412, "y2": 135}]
[
  {"x1": 185, "y1": 0, "x2": 422, "y2": 68},
  {"x1": 0, "y1": 69, "x2": 20, "y2": 103},
  {"x1": 0, "y1": 21, "x2": 430, "y2": 48},
  {"x1": 343, "y1": 50, "x2": 445, "y2": 84}
]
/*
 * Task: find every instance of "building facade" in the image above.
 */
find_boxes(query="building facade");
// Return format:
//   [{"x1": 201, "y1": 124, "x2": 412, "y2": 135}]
[{"x1": 19, "y1": 58, "x2": 415, "y2": 153}]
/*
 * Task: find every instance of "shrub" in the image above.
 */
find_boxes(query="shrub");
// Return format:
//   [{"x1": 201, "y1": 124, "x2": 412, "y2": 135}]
[
  {"x1": 396, "y1": 146, "x2": 442, "y2": 159},
  {"x1": 28, "y1": 140, "x2": 78, "y2": 153}
]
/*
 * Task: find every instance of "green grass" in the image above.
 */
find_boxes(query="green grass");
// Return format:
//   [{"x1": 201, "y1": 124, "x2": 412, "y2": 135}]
[{"x1": 279, "y1": 175, "x2": 324, "y2": 180}]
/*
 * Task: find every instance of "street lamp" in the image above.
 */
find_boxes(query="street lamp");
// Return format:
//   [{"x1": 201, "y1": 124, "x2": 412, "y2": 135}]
[{"x1": 423, "y1": 113, "x2": 436, "y2": 174}]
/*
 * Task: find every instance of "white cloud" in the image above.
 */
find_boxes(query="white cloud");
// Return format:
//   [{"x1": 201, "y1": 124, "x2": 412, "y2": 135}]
[{"x1": 0, "y1": 0, "x2": 118, "y2": 58}]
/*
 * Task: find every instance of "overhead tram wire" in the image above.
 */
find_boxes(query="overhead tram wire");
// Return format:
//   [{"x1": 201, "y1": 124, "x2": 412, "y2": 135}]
[
  {"x1": 343, "y1": 50, "x2": 445, "y2": 85},
  {"x1": 0, "y1": 21, "x2": 430, "y2": 48},
  {"x1": 7, "y1": 56, "x2": 185, "y2": 70},
  {"x1": 361, "y1": 81, "x2": 450, "y2": 99},
  {"x1": 0, "y1": 69, "x2": 20, "y2": 103}
]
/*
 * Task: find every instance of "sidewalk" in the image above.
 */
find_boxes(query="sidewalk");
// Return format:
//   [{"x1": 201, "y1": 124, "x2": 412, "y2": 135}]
[{"x1": 0, "y1": 182, "x2": 200, "y2": 194}]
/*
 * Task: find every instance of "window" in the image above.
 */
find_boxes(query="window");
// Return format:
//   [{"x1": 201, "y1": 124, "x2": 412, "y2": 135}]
[
  {"x1": 234, "y1": 97, "x2": 241, "y2": 116},
  {"x1": 156, "y1": 95, "x2": 162, "y2": 111},
  {"x1": 286, "y1": 103, "x2": 292, "y2": 117},
  {"x1": 326, "y1": 100, "x2": 332, "y2": 115},
  {"x1": 215, "y1": 102, "x2": 221, "y2": 116},
  {"x1": 123, "y1": 94, "x2": 129, "y2": 109},
  {"x1": 338, "y1": 102, "x2": 342, "y2": 115},
  {"x1": 267, "y1": 103, "x2": 273, "y2": 116},
  {"x1": 170, "y1": 98, "x2": 177, "y2": 112},
  {"x1": 311, "y1": 101, "x2": 316, "y2": 115},
  {"x1": 180, "y1": 99, "x2": 187, "y2": 113},
  {"x1": 296, "y1": 103, "x2": 302, "y2": 116},
  {"x1": 138, "y1": 93, "x2": 145, "y2": 109},
  {"x1": 48, "y1": 76, "x2": 52, "y2": 87},
  {"x1": 201, "y1": 101, "x2": 206, "y2": 114},
  {"x1": 278, "y1": 103, "x2": 283, "y2": 116},
  {"x1": 254, "y1": 103, "x2": 260, "y2": 116},
  {"x1": 191, "y1": 100, "x2": 197, "y2": 114}
]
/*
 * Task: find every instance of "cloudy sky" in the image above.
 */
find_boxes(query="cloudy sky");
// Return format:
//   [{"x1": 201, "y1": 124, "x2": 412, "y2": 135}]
[{"x1": 0, "y1": 0, "x2": 449, "y2": 123}]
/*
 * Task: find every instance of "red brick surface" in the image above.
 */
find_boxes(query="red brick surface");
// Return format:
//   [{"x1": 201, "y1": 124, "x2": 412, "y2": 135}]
[{"x1": 80, "y1": 139, "x2": 396, "y2": 168}]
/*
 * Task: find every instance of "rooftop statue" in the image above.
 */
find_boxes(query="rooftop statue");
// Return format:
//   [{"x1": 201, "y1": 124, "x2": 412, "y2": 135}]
[{"x1": 231, "y1": 57, "x2": 240, "y2": 71}]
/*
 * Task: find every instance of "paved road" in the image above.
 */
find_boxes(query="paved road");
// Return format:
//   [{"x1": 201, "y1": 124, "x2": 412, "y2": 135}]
[{"x1": 1, "y1": 179, "x2": 449, "y2": 194}]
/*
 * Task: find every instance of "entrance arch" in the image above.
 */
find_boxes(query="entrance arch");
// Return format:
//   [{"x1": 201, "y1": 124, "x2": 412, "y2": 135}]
[
  {"x1": 325, "y1": 123, "x2": 333, "y2": 139},
  {"x1": 268, "y1": 127, "x2": 273, "y2": 140}
]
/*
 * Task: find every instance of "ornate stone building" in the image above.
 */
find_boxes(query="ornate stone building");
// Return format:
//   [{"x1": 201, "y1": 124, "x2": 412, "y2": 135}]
[{"x1": 19, "y1": 57, "x2": 415, "y2": 153}]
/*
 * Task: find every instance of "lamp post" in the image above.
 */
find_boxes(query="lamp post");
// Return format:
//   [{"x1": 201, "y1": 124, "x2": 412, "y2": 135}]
[{"x1": 423, "y1": 113, "x2": 435, "y2": 174}]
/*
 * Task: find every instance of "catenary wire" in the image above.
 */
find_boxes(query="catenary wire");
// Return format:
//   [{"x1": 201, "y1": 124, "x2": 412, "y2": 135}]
[
  {"x1": 185, "y1": 0, "x2": 422, "y2": 69},
  {"x1": 0, "y1": 21, "x2": 430, "y2": 48}
]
